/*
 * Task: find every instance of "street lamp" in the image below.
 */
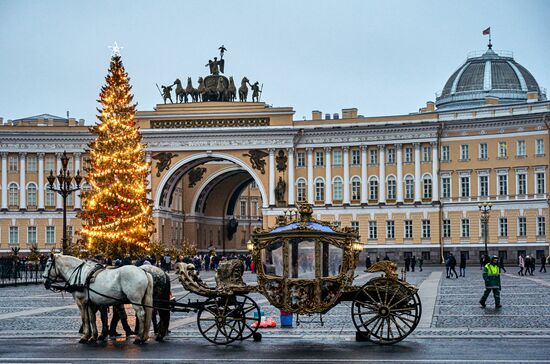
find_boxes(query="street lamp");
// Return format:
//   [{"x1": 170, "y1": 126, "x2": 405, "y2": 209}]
[
  {"x1": 47, "y1": 151, "x2": 83, "y2": 254},
  {"x1": 478, "y1": 201, "x2": 493, "y2": 257}
]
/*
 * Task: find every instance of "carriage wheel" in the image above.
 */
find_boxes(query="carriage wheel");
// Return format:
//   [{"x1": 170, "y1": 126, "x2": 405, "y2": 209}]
[
  {"x1": 197, "y1": 297, "x2": 242, "y2": 345},
  {"x1": 352, "y1": 278, "x2": 422, "y2": 345},
  {"x1": 227, "y1": 295, "x2": 261, "y2": 341}
]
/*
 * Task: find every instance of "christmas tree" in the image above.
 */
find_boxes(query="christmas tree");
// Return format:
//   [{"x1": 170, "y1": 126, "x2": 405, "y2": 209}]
[{"x1": 79, "y1": 53, "x2": 153, "y2": 258}]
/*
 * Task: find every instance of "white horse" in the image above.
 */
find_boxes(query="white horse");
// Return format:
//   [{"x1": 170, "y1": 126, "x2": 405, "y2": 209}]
[{"x1": 43, "y1": 254, "x2": 153, "y2": 344}]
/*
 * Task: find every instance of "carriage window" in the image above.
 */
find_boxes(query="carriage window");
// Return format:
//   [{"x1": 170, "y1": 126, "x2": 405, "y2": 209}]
[
  {"x1": 261, "y1": 240, "x2": 284, "y2": 277},
  {"x1": 289, "y1": 238, "x2": 316, "y2": 279},
  {"x1": 321, "y1": 243, "x2": 343, "y2": 277}
]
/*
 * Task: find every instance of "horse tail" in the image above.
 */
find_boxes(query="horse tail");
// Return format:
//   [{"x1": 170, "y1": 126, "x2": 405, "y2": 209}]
[{"x1": 142, "y1": 272, "x2": 154, "y2": 340}]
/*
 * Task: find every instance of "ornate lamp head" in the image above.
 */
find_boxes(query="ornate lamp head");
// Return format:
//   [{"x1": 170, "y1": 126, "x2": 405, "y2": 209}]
[
  {"x1": 61, "y1": 151, "x2": 69, "y2": 170},
  {"x1": 47, "y1": 170, "x2": 56, "y2": 188},
  {"x1": 74, "y1": 170, "x2": 83, "y2": 188}
]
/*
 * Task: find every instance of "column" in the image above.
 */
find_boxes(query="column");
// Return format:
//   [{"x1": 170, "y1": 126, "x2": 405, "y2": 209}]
[
  {"x1": 379, "y1": 145, "x2": 386, "y2": 204},
  {"x1": 414, "y1": 143, "x2": 421, "y2": 203},
  {"x1": 56, "y1": 152, "x2": 63, "y2": 209},
  {"x1": 360, "y1": 145, "x2": 368, "y2": 205},
  {"x1": 38, "y1": 153, "x2": 45, "y2": 210},
  {"x1": 268, "y1": 148, "x2": 276, "y2": 206},
  {"x1": 1, "y1": 152, "x2": 7, "y2": 210},
  {"x1": 287, "y1": 148, "x2": 295, "y2": 206},
  {"x1": 19, "y1": 152, "x2": 26, "y2": 209},
  {"x1": 343, "y1": 147, "x2": 350, "y2": 205},
  {"x1": 396, "y1": 143, "x2": 403, "y2": 203},
  {"x1": 306, "y1": 148, "x2": 314, "y2": 203},
  {"x1": 432, "y1": 142, "x2": 439, "y2": 202},
  {"x1": 145, "y1": 152, "x2": 152, "y2": 199},
  {"x1": 324, "y1": 147, "x2": 332, "y2": 205},
  {"x1": 74, "y1": 152, "x2": 81, "y2": 209}
]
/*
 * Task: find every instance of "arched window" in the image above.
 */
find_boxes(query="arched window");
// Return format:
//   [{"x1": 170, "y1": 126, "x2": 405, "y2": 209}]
[
  {"x1": 315, "y1": 178, "x2": 325, "y2": 201},
  {"x1": 423, "y1": 174, "x2": 432, "y2": 199},
  {"x1": 351, "y1": 176, "x2": 361, "y2": 200},
  {"x1": 333, "y1": 176, "x2": 343, "y2": 200},
  {"x1": 296, "y1": 178, "x2": 306, "y2": 202},
  {"x1": 369, "y1": 177, "x2": 378, "y2": 200},
  {"x1": 387, "y1": 176, "x2": 396, "y2": 199},
  {"x1": 405, "y1": 175, "x2": 414, "y2": 199},
  {"x1": 9, "y1": 183, "x2": 18, "y2": 207},
  {"x1": 27, "y1": 183, "x2": 37, "y2": 207}
]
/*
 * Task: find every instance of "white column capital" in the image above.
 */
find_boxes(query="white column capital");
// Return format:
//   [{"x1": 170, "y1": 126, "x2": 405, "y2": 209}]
[
  {"x1": 395, "y1": 143, "x2": 402, "y2": 148},
  {"x1": 74, "y1": 152, "x2": 82, "y2": 158},
  {"x1": 360, "y1": 145, "x2": 368, "y2": 151},
  {"x1": 413, "y1": 142, "x2": 421, "y2": 148},
  {"x1": 286, "y1": 147, "x2": 295, "y2": 154},
  {"x1": 324, "y1": 146, "x2": 332, "y2": 152},
  {"x1": 55, "y1": 152, "x2": 64, "y2": 158},
  {"x1": 19, "y1": 152, "x2": 27, "y2": 159},
  {"x1": 378, "y1": 144, "x2": 385, "y2": 150},
  {"x1": 343, "y1": 146, "x2": 350, "y2": 152},
  {"x1": 306, "y1": 147, "x2": 314, "y2": 153},
  {"x1": 37, "y1": 152, "x2": 45, "y2": 159},
  {"x1": 1, "y1": 152, "x2": 8, "y2": 158}
]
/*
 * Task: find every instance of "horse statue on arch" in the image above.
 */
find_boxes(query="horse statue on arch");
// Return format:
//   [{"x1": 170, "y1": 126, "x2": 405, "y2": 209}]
[
  {"x1": 43, "y1": 254, "x2": 153, "y2": 345},
  {"x1": 228, "y1": 77, "x2": 237, "y2": 102},
  {"x1": 239, "y1": 77, "x2": 249, "y2": 102},
  {"x1": 197, "y1": 77, "x2": 206, "y2": 102},
  {"x1": 216, "y1": 77, "x2": 226, "y2": 101},
  {"x1": 174, "y1": 79, "x2": 187, "y2": 103},
  {"x1": 186, "y1": 77, "x2": 199, "y2": 102}
]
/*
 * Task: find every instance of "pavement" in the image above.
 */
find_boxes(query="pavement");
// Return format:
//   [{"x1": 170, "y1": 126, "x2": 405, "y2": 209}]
[{"x1": 1, "y1": 266, "x2": 550, "y2": 363}]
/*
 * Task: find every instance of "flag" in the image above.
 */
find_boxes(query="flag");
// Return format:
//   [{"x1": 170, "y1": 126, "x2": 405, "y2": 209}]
[{"x1": 482, "y1": 27, "x2": 491, "y2": 36}]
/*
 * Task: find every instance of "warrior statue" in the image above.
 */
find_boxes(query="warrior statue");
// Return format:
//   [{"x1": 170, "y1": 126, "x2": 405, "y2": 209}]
[
  {"x1": 249, "y1": 81, "x2": 261, "y2": 102},
  {"x1": 275, "y1": 177, "x2": 286, "y2": 203},
  {"x1": 205, "y1": 56, "x2": 225, "y2": 75},
  {"x1": 161, "y1": 84, "x2": 174, "y2": 104}
]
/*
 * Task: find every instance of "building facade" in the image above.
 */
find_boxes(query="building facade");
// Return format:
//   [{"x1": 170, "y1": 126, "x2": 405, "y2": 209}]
[{"x1": 0, "y1": 46, "x2": 548, "y2": 263}]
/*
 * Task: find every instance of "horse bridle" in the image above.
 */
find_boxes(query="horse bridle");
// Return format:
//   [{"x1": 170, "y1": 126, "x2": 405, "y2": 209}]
[{"x1": 43, "y1": 255, "x2": 85, "y2": 292}]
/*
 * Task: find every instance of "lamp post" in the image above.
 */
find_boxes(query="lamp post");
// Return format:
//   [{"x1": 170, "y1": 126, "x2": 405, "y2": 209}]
[
  {"x1": 478, "y1": 201, "x2": 492, "y2": 257},
  {"x1": 47, "y1": 151, "x2": 83, "y2": 254}
]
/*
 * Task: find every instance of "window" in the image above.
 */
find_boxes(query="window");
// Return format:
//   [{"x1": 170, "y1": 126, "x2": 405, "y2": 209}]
[
  {"x1": 404, "y1": 147, "x2": 413, "y2": 163},
  {"x1": 422, "y1": 146, "x2": 431, "y2": 162},
  {"x1": 66, "y1": 191, "x2": 73, "y2": 206},
  {"x1": 405, "y1": 176, "x2": 414, "y2": 199},
  {"x1": 333, "y1": 150, "x2": 342, "y2": 166},
  {"x1": 443, "y1": 219, "x2": 451, "y2": 238},
  {"x1": 536, "y1": 172, "x2": 546, "y2": 194},
  {"x1": 461, "y1": 219, "x2": 470, "y2": 238},
  {"x1": 8, "y1": 156, "x2": 18, "y2": 172},
  {"x1": 442, "y1": 177, "x2": 451, "y2": 198},
  {"x1": 536, "y1": 139, "x2": 544, "y2": 155},
  {"x1": 368, "y1": 221, "x2": 377, "y2": 240},
  {"x1": 517, "y1": 140, "x2": 526, "y2": 156},
  {"x1": 27, "y1": 183, "x2": 37, "y2": 207},
  {"x1": 240, "y1": 200, "x2": 246, "y2": 217},
  {"x1": 9, "y1": 226, "x2": 18, "y2": 244},
  {"x1": 67, "y1": 157, "x2": 73, "y2": 172},
  {"x1": 351, "y1": 221, "x2": 359, "y2": 232},
  {"x1": 27, "y1": 155, "x2": 37, "y2": 172},
  {"x1": 9, "y1": 183, "x2": 18, "y2": 207},
  {"x1": 479, "y1": 175, "x2": 489, "y2": 197},
  {"x1": 45, "y1": 156, "x2": 55, "y2": 172},
  {"x1": 498, "y1": 174, "x2": 508, "y2": 196},
  {"x1": 499, "y1": 217, "x2": 508, "y2": 237},
  {"x1": 46, "y1": 226, "x2": 56, "y2": 244},
  {"x1": 297, "y1": 152, "x2": 305, "y2": 167},
  {"x1": 441, "y1": 145, "x2": 450, "y2": 161},
  {"x1": 387, "y1": 176, "x2": 396, "y2": 199},
  {"x1": 315, "y1": 151, "x2": 324, "y2": 167},
  {"x1": 369, "y1": 149, "x2": 378, "y2": 165},
  {"x1": 422, "y1": 220, "x2": 431, "y2": 238},
  {"x1": 404, "y1": 220, "x2": 413, "y2": 239},
  {"x1": 460, "y1": 176, "x2": 470, "y2": 197},
  {"x1": 498, "y1": 142, "x2": 507, "y2": 158},
  {"x1": 369, "y1": 177, "x2": 378, "y2": 200},
  {"x1": 460, "y1": 144, "x2": 469, "y2": 160},
  {"x1": 351, "y1": 150, "x2": 360, "y2": 165},
  {"x1": 46, "y1": 189, "x2": 55, "y2": 207},
  {"x1": 333, "y1": 177, "x2": 343, "y2": 200},
  {"x1": 27, "y1": 226, "x2": 37, "y2": 244},
  {"x1": 422, "y1": 251, "x2": 431, "y2": 261},
  {"x1": 351, "y1": 177, "x2": 361, "y2": 200},
  {"x1": 315, "y1": 178, "x2": 324, "y2": 201},
  {"x1": 250, "y1": 181, "x2": 257, "y2": 189},
  {"x1": 386, "y1": 220, "x2": 395, "y2": 239},
  {"x1": 517, "y1": 173, "x2": 527, "y2": 195},
  {"x1": 537, "y1": 216, "x2": 546, "y2": 236},
  {"x1": 479, "y1": 143, "x2": 488, "y2": 160},
  {"x1": 518, "y1": 217, "x2": 527, "y2": 237},
  {"x1": 387, "y1": 148, "x2": 395, "y2": 164},
  {"x1": 423, "y1": 175, "x2": 432, "y2": 199},
  {"x1": 296, "y1": 179, "x2": 306, "y2": 202}
]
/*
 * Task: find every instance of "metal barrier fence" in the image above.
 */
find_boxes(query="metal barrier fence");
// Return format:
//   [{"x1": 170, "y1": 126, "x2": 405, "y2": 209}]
[{"x1": 0, "y1": 258, "x2": 44, "y2": 287}]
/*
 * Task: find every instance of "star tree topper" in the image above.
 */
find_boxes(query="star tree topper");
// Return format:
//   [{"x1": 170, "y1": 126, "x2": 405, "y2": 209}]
[{"x1": 108, "y1": 41, "x2": 124, "y2": 56}]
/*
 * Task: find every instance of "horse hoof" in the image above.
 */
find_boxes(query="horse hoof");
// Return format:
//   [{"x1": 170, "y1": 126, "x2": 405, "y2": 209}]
[
  {"x1": 78, "y1": 338, "x2": 88, "y2": 344},
  {"x1": 98, "y1": 335, "x2": 106, "y2": 341},
  {"x1": 88, "y1": 338, "x2": 97, "y2": 344},
  {"x1": 155, "y1": 335, "x2": 164, "y2": 342}
]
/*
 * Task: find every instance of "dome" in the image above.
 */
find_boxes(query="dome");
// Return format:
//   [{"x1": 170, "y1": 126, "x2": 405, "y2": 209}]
[{"x1": 435, "y1": 47, "x2": 546, "y2": 110}]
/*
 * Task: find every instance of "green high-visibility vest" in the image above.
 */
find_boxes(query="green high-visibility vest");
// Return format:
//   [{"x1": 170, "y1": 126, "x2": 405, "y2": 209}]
[{"x1": 485, "y1": 263, "x2": 500, "y2": 275}]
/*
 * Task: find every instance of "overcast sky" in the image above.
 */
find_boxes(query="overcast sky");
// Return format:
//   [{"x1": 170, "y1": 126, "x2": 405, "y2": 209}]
[{"x1": 0, "y1": 0, "x2": 548, "y2": 123}]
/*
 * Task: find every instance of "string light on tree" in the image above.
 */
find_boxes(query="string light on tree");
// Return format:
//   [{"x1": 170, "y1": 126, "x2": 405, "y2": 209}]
[{"x1": 79, "y1": 48, "x2": 153, "y2": 258}]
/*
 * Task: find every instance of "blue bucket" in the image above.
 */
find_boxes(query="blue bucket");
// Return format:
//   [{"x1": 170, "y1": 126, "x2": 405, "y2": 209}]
[{"x1": 280, "y1": 310, "x2": 293, "y2": 327}]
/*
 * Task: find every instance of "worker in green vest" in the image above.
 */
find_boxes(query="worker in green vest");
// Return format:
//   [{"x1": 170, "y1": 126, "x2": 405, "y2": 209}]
[{"x1": 480, "y1": 255, "x2": 502, "y2": 308}]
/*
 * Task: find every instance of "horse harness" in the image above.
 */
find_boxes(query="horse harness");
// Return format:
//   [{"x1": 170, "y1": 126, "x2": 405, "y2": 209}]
[{"x1": 45, "y1": 256, "x2": 106, "y2": 294}]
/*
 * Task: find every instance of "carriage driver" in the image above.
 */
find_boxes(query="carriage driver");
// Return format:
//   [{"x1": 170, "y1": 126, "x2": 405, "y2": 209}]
[{"x1": 479, "y1": 256, "x2": 502, "y2": 309}]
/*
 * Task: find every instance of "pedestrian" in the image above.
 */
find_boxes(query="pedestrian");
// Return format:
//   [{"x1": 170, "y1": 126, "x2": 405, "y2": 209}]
[
  {"x1": 204, "y1": 254, "x2": 210, "y2": 271},
  {"x1": 445, "y1": 254, "x2": 452, "y2": 278},
  {"x1": 518, "y1": 254, "x2": 525, "y2": 276},
  {"x1": 498, "y1": 256, "x2": 506, "y2": 273},
  {"x1": 479, "y1": 256, "x2": 502, "y2": 309},
  {"x1": 376, "y1": 256, "x2": 380, "y2": 263},
  {"x1": 383, "y1": 254, "x2": 390, "y2": 261},
  {"x1": 365, "y1": 255, "x2": 372, "y2": 270},
  {"x1": 418, "y1": 257, "x2": 423, "y2": 272},
  {"x1": 525, "y1": 255, "x2": 533, "y2": 276},
  {"x1": 449, "y1": 253, "x2": 458, "y2": 278},
  {"x1": 404, "y1": 256, "x2": 411, "y2": 272},
  {"x1": 459, "y1": 254, "x2": 466, "y2": 277},
  {"x1": 530, "y1": 256, "x2": 536, "y2": 276},
  {"x1": 542, "y1": 255, "x2": 548, "y2": 273},
  {"x1": 411, "y1": 256, "x2": 416, "y2": 272}
]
